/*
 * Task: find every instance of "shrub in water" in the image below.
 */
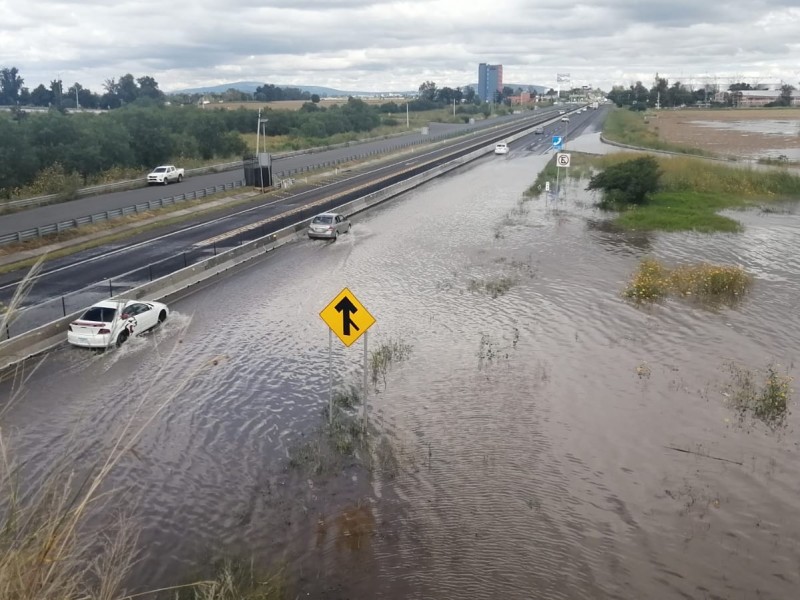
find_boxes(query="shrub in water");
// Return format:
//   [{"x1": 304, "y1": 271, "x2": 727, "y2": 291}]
[
  {"x1": 624, "y1": 258, "x2": 753, "y2": 306},
  {"x1": 587, "y1": 156, "x2": 661, "y2": 206}
]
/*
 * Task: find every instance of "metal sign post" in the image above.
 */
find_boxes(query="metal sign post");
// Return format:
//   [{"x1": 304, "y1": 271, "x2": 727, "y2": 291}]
[
  {"x1": 556, "y1": 153, "x2": 571, "y2": 200},
  {"x1": 362, "y1": 330, "x2": 369, "y2": 430},
  {"x1": 328, "y1": 328, "x2": 333, "y2": 425},
  {"x1": 320, "y1": 287, "x2": 376, "y2": 429}
]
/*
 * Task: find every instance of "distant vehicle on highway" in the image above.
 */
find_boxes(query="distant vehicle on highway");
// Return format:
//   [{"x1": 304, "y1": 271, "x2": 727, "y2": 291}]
[
  {"x1": 307, "y1": 212, "x2": 351, "y2": 241},
  {"x1": 534, "y1": 126, "x2": 545, "y2": 135},
  {"x1": 68, "y1": 299, "x2": 169, "y2": 349},
  {"x1": 147, "y1": 165, "x2": 184, "y2": 185},
  {"x1": 561, "y1": 116, "x2": 570, "y2": 122},
  {"x1": 558, "y1": 110, "x2": 566, "y2": 115},
  {"x1": 494, "y1": 142, "x2": 509, "y2": 155}
]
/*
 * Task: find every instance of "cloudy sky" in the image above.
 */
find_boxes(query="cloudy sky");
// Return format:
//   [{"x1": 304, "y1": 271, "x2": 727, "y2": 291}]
[{"x1": 2, "y1": 0, "x2": 799, "y2": 94}]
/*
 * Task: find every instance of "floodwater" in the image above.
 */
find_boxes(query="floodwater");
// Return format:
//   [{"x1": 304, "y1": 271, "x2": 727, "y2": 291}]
[
  {"x1": 2, "y1": 137, "x2": 800, "y2": 599},
  {"x1": 691, "y1": 119, "x2": 800, "y2": 137},
  {"x1": 691, "y1": 119, "x2": 800, "y2": 160}
]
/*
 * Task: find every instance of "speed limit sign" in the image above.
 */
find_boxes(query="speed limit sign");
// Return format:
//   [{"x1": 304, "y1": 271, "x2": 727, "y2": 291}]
[{"x1": 556, "y1": 153, "x2": 571, "y2": 168}]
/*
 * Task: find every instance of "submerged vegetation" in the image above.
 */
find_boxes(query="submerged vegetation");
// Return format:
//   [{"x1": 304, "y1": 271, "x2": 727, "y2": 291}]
[
  {"x1": 370, "y1": 336, "x2": 413, "y2": 390},
  {"x1": 723, "y1": 362, "x2": 793, "y2": 432},
  {"x1": 623, "y1": 258, "x2": 753, "y2": 306},
  {"x1": 468, "y1": 275, "x2": 517, "y2": 298}
]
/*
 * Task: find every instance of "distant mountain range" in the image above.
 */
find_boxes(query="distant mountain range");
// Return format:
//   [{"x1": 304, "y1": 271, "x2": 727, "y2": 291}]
[{"x1": 172, "y1": 81, "x2": 549, "y2": 97}]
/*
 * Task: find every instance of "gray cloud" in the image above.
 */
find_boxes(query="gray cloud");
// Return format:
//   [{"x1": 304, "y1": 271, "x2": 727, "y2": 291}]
[{"x1": 1, "y1": 0, "x2": 799, "y2": 93}]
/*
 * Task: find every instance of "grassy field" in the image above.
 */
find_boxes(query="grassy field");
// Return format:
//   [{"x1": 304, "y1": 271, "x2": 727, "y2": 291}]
[
  {"x1": 603, "y1": 152, "x2": 800, "y2": 231},
  {"x1": 602, "y1": 108, "x2": 713, "y2": 156}
]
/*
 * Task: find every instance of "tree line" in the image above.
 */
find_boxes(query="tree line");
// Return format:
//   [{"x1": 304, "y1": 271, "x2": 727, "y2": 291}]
[
  {"x1": 0, "y1": 67, "x2": 167, "y2": 110},
  {"x1": 607, "y1": 77, "x2": 797, "y2": 110},
  {"x1": 0, "y1": 97, "x2": 391, "y2": 197}
]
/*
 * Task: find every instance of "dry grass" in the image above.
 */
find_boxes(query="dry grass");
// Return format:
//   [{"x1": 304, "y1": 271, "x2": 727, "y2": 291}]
[{"x1": 624, "y1": 258, "x2": 753, "y2": 306}]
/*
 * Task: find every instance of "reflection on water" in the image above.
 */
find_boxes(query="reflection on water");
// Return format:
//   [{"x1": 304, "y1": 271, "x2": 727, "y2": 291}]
[{"x1": 2, "y1": 141, "x2": 800, "y2": 598}]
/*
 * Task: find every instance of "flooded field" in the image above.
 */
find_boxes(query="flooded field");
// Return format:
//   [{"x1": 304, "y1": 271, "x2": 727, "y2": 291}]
[
  {"x1": 2, "y1": 140, "x2": 800, "y2": 599},
  {"x1": 646, "y1": 108, "x2": 800, "y2": 161},
  {"x1": 690, "y1": 119, "x2": 800, "y2": 160}
]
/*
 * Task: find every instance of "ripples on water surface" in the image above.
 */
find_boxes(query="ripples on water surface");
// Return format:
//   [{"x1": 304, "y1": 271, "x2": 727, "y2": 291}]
[{"x1": 3, "y1": 143, "x2": 800, "y2": 598}]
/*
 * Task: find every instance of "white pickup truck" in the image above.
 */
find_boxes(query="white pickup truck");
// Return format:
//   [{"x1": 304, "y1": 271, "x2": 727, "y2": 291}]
[{"x1": 147, "y1": 165, "x2": 184, "y2": 185}]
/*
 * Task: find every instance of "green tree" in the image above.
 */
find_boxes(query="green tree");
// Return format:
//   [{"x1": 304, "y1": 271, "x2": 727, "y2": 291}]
[
  {"x1": 631, "y1": 81, "x2": 649, "y2": 104},
  {"x1": 0, "y1": 118, "x2": 38, "y2": 196},
  {"x1": 29, "y1": 84, "x2": 53, "y2": 107},
  {"x1": 115, "y1": 107, "x2": 173, "y2": 166},
  {"x1": 116, "y1": 74, "x2": 139, "y2": 104},
  {"x1": 26, "y1": 111, "x2": 82, "y2": 168},
  {"x1": 340, "y1": 97, "x2": 379, "y2": 131},
  {"x1": 463, "y1": 86, "x2": 476, "y2": 104},
  {"x1": 137, "y1": 75, "x2": 164, "y2": 102},
  {"x1": 586, "y1": 156, "x2": 661, "y2": 206},
  {"x1": 779, "y1": 84, "x2": 795, "y2": 107},
  {"x1": 0, "y1": 67, "x2": 24, "y2": 105},
  {"x1": 49, "y1": 79, "x2": 64, "y2": 108},
  {"x1": 311, "y1": 93, "x2": 321, "y2": 103},
  {"x1": 418, "y1": 80, "x2": 437, "y2": 102}
]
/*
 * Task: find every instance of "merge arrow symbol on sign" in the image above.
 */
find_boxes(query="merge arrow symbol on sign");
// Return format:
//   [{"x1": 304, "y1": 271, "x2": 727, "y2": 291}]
[{"x1": 334, "y1": 296, "x2": 360, "y2": 336}]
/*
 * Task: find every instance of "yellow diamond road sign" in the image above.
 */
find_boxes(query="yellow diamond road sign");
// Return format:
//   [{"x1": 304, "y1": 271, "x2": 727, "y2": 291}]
[{"x1": 320, "y1": 287, "x2": 376, "y2": 347}]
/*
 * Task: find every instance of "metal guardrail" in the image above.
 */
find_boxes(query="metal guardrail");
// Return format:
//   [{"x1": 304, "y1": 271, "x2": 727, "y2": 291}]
[
  {"x1": 5, "y1": 161, "x2": 244, "y2": 210},
  {"x1": 0, "y1": 181, "x2": 246, "y2": 245}
]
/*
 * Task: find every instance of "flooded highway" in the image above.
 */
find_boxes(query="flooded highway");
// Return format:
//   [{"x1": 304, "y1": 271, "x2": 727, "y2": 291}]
[{"x1": 2, "y1": 134, "x2": 799, "y2": 598}]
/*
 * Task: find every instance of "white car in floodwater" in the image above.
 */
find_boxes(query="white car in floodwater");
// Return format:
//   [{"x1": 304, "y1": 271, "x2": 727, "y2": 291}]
[{"x1": 67, "y1": 299, "x2": 169, "y2": 349}]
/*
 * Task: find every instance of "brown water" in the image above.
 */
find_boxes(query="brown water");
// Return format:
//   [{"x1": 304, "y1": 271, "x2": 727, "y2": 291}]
[{"x1": 2, "y1": 141, "x2": 800, "y2": 599}]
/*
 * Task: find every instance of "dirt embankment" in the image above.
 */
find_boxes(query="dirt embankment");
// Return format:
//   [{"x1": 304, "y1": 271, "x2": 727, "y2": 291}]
[{"x1": 645, "y1": 108, "x2": 800, "y2": 158}]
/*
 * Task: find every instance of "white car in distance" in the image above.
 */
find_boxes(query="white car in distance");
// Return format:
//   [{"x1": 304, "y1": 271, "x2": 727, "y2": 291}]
[
  {"x1": 494, "y1": 142, "x2": 509, "y2": 155},
  {"x1": 67, "y1": 299, "x2": 169, "y2": 349}
]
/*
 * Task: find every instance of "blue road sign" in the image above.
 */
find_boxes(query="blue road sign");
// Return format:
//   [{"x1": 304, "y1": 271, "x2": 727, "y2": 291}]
[{"x1": 552, "y1": 135, "x2": 563, "y2": 148}]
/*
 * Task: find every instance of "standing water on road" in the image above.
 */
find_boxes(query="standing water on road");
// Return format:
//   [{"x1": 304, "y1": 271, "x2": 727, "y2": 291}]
[{"x1": 2, "y1": 140, "x2": 799, "y2": 599}]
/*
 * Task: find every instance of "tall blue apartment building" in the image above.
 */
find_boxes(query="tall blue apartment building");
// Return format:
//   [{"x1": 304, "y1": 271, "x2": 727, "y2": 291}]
[{"x1": 477, "y1": 63, "x2": 503, "y2": 102}]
